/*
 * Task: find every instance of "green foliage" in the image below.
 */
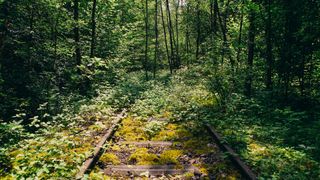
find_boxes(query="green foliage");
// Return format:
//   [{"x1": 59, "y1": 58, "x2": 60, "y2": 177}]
[
  {"x1": 144, "y1": 120, "x2": 166, "y2": 138},
  {"x1": 206, "y1": 92, "x2": 320, "y2": 179},
  {"x1": 0, "y1": 121, "x2": 25, "y2": 147}
]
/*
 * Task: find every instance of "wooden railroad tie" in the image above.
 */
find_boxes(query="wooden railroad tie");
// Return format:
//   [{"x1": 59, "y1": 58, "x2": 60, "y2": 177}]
[
  {"x1": 104, "y1": 165, "x2": 200, "y2": 176},
  {"x1": 120, "y1": 141, "x2": 173, "y2": 147}
]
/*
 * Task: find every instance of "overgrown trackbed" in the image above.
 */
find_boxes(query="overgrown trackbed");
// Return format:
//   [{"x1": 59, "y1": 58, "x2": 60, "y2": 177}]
[{"x1": 76, "y1": 112, "x2": 256, "y2": 179}]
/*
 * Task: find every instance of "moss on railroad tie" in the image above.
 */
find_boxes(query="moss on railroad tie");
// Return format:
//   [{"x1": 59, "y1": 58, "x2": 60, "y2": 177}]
[
  {"x1": 99, "y1": 153, "x2": 120, "y2": 165},
  {"x1": 114, "y1": 116, "x2": 148, "y2": 141},
  {"x1": 128, "y1": 148, "x2": 159, "y2": 165}
]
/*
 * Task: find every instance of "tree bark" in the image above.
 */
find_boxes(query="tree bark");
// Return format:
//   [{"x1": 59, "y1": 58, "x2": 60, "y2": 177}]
[
  {"x1": 245, "y1": 6, "x2": 255, "y2": 97},
  {"x1": 185, "y1": 3, "x2": 190, "y2": 65},
  {"x1": 195, "y1": 1, "x2": 200, "y2": 60},
  {"x1": 74, "y1": 0, "x2": 81, "y2": 66},
  {"x1": 210, "y1": 0, "x2": 214, "y2": 36},
  {"x1": 213, "y1": 0, "x2": 218, "y2": 32},
  {"x1": 165, "y1": 0, "x2": 175, "y2": 70},
  {"x1": 153, "y1": 0, "x2": 159, "y2": 78},
  {"x1": 175, "y1": 0, "x2": 180, "y2": 68},
  {"x1": 265, "y1": 0, "x2": 273, "y2": 90},
  {"x1": 236, "y1": 0, "x2": 244, "y2": 68},
  {"x1": 218, "y1": 0, "x2": 232, "y2": 66},
  {"x1": 90, "y1": 0, "x2": 97, "y2": 58},
  {"x1": 144, "y1": 0, "x2": 149, "y2": 80},
  {"x1": 0, "y1": 1, "x2": 9, "y2": 54},
  {"x1": 160, "y1": 0, "x2": 172, "y2": 74}
]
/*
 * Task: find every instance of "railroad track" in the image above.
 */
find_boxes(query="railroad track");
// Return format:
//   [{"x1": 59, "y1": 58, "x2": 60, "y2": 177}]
[{"x1": 76, "y1": 112, "x2": 256, "y2": 179}]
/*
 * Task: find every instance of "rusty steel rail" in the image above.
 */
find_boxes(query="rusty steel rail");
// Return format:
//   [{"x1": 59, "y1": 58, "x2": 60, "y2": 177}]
[
  {"x1": 206, "y1": 125, "x2": 257, "y2": 180},
  {"x1": 76, "y1": 110, "x2": 126, "y2": 179}
]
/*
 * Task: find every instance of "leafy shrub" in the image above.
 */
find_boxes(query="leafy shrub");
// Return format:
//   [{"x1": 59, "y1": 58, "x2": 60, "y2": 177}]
[
  {"x1": 207, "y1": 92, "x2": 320, "y2": 179},
  {"x1": 0, "y1": 121, "x2": 25, "y2": 147}
]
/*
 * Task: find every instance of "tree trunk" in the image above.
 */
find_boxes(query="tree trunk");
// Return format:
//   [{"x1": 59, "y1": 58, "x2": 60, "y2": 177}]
[
  {"x1": 185, "y1": 3, "x2": 190, "y2": 65},
  {"x1": 218, "y1": 0, "x2": 232, "y2": 67},
  {"x1": 265, "y1": 0, "x2": 273, "y2": 90},
  {"x1": 160, "y1": 0, "x2": 172, "y2": 74},
  {"x1": 236, "y1": 1, "x2": 244, "y2": 67},
  {"x1": 245, "y1": 6, "x2": 255, "y2": 97},
  {"x1": 144, "y1": 0, "x2": 149, "y2": 80},
  {"x1": 210, "y1": 0, "x2": 214, "y2": 36},
  {"x1": 165, "y1": 0, "x2": 175, "y2": 70},
  {"x1": 280, "y1": 0, "x2": 294, "y2": 100},
  {"x1": 90, "y1": 0, "x2": 97, "y2": 58},
  {"x1": 195, "y1": 1, "x2": 200, "y2": 60},
  {"x1": 175, "y1": 0, "x2": 180, "y2": 68},
  {"x1": 0, "y1": 1, "x2": 9, "y2": 85},
  {"x1": 153, "y1": 0, "x2": 159, "y2": 78},
  {"x1": 74, "y1": 0, "x2": 81, "y2": 66},
  {"x1": 213, "y1": 0, "x2": 218, "y2": 32},
  {"x1": 0, "y1": 1, "x2": 9, "y2": 54}
]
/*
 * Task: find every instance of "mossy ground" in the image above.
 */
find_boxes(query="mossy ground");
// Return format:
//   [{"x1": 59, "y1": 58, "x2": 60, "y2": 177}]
[{"x1": 94, "y1": 115, "x2": 242, "y2": 179}]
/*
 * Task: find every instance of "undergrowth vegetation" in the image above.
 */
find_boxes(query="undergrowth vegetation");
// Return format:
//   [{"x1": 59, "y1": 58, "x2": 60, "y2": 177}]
[
  {"x1": 124, "y1": 65, "x2": 320, "y2": 179},
  {"x1": 1, "y1": 64, "x2": 319, "y2": 179}
]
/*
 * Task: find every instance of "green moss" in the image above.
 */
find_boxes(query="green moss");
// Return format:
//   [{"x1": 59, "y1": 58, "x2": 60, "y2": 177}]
[
  {"x1": 100, "y1": 153, "x2": 120, "y2": 165},
  {"x1": 183, "y1": 139, "x2": 217, "y2": 155},
  {"x1": 194, "y1": 164, "x2": 208, "y2": 175},
  {"x1": 0, "y1": 176, "x2": 13, "y2": 180},
  {"x1": 88, "y1": 123, "x2": 105, "y2": 131},
  {"x1": 128, "y1": 148, "x2": 159, "y2": 165},
  {"x1": 89, "y1": 166, "x2": 111, "y2": 180},
  {"x1": 159, "y1": 150, "x2": 183, "y2": 165},
  {"x1": 115, "y1": 117, "x2": 148, "y2": 141},
  {"x1": 152, "y1": 129, "x2": 176, "y2": 141},
  {"x1": 152, "y1": 123, "x2": 192, "y2": 141}
]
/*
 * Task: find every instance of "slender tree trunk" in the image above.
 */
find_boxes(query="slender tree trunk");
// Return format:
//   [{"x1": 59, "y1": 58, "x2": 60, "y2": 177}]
[
  {"x1": 160, "y1": 0, "x2": 172, "y2": 74},
  {"x1": 210, "y1": 0, "x2": 214, "y2": 36},
  {"x1": 0, "y1": 1, "x2": 9, "y2": 54},
  {"x1": 195, "y1": 1, "x2": 200, "y2": 60},
  {"x1": 245, "y1": 7, "x2": 256, "y2": 97},
  {"x1": 0, "y1": 1, "x2": 9, "y2": 84},
  {"x1": 185, "y1": 3, "x2": 190, "y2": 65},
  {"x1": 280, "y1": 1, "x2": 294, "y2": 100},
  {"x1": 25, "y1": 4, "x2": 36, "y2": 86},
  {"x1": 300, "y1": 57, "x2": 305, "y2": 96},
  {"x1": 265, "y1": 0, "x2": 273, "y2": 90},
  {"x1": 215, "y1": 0, "x2": 226, "y2": 65},
  {"x1": 165, "y1": 0, "x2": 175, "y2": 69},
  {"x1": 90, "y1": 0, "x2": 97, "y2": 58},
  {"x1": 210, "y1": 0, "x2": 218, "y2": 65},
  {"x1": 54, "y1": 16, "x2": 61, "y2": 89},
  {"x1": 213, "y1": 0, "x2": 218, "y2": 32},
  {"x1": 154, "y1": 0, "x2": 159, "y2": 78},
  {"x1": 219, "y1": 0, "x2": 233, "y2": 67},
  {"x1": 52, "y1": 16, "x2": 58, "y2": 72},
  {"x1": 54, "y1": 19, "x2": 58, "y2": 63},
  {"x1": 175, "y1": 0, "x2": 180, "y2": 68},
  {"x1": 28, "y1": 6, "x2": 35, "y2": 67},
  {"x1": 144, "y1": 0, "x2": 149, "y2": 80},
  {"x1": 236, "y1": 12, "x2": 243, "y2": 67},
  {"x1": 74, "y1": 0, "x2": 81, "y2": 66}
]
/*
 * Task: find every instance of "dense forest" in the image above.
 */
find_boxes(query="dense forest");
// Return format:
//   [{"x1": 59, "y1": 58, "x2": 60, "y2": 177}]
[{"x1": 0, "y1": 0, "x2": 320, "y2": 179}]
